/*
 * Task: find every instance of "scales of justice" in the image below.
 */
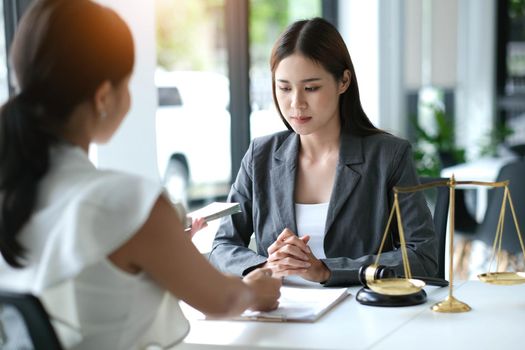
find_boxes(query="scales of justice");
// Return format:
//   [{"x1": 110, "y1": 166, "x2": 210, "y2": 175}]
[{"x1": 356, "y1": 175, "x2": 525, "y2": 312}]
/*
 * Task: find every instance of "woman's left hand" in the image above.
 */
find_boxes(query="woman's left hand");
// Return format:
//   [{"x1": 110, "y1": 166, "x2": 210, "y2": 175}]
[
  {"x1": 187, "y1": 217, "x2": 208, "y2": 238},
  {"x1": 292, "y1": 245, "x2": 331, "y2": 283}
]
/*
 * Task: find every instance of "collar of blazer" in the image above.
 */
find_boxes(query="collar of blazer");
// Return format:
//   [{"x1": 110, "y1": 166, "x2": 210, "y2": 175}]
[
  {"x1": 271, "y1": 131, "x2": 364, "y2": 237},
  {"x1": 273, "y1": 131, "x2": 365, "y2": 166}
]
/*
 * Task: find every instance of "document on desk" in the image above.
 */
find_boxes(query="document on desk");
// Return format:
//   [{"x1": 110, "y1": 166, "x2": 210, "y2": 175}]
[{"x1": 235, "y1": 286, "x2": 350, "y2": 323}]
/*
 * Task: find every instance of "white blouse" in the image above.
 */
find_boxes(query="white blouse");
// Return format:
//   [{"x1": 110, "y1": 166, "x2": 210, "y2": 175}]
[
  {"x1": 0, "y1": 144, "x2": 189, "y2": 349},
  {"x1": 295, "y1": 202, "x2": 329, "y2": 259}
]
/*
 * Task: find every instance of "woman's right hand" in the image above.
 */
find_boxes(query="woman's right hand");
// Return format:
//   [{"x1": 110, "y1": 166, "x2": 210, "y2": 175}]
[
  {"x1": 264, "y1": 228, "x2": 312, "y2": 277},
  {"x1": 243, "y1": 268, "x2": 281, "y2": 311}
]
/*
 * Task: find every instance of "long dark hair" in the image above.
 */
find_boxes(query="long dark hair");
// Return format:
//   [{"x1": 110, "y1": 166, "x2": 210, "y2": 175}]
[
  {"x1": 0, "y1": 0, "x2": 134, "y2": 267},
  {"x1": 270, "y1": 17, "x2": 381, "y2": 136}
]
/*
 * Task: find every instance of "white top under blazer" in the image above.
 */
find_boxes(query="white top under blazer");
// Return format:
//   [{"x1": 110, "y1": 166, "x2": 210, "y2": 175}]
[
  {"x1": 0, "y1": 144, "x2": 189, "y2": 349},
  {"x1": 295, "y1": 202, "x2": 329, "y2": 259}
]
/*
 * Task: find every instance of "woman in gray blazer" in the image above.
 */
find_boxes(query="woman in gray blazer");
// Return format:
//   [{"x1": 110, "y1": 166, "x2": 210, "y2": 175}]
[{"x1": 209, "y1": 18, "x2": 438, "y2": 287}]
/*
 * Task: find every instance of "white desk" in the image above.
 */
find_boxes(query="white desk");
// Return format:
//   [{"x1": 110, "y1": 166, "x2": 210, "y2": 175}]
[
  {"x1": 177, "y1": 284, "x2": 449, "y2": 350},
  {"x1": 172, "y1": 281, "x2": 523, "y2": 350},
  {"x1": 440, "y1": 156, "x2": 516, "y2": 183},
  {"x1": 374, "y1": 281, "x2": 524, "y2": 350}
]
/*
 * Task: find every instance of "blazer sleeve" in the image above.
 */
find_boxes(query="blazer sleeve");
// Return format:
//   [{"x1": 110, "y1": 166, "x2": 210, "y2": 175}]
[
  {"x1": 208, "y1": 141, "x2": 268, "y2": 276},
  {"x1": 321, "y1": 142, "x2": 438, "y2": 286}
]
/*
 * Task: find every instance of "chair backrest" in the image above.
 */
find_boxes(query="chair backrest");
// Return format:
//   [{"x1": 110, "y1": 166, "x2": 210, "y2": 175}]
[
  {"x1": 419, "y1": 177, "x2": 450, "y2": 279},
  {"x1": 0, "y1": 290, "x2": 63, "y2": 350},
  {"x1": 453, "y1": 188, "x2": 479, "y2": 234},
  {"x1": 476, "y1": 160, "x2": 525, "y2": 254}
]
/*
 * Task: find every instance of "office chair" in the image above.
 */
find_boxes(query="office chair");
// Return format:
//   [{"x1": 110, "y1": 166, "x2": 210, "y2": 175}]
[
  {"x1": 449, "y1": 160, "x2": 525, "y2": 278},
  {"x1": 453, "y1": 188, "x2": 479, "y2": 234},
  {"x1": 475, "y1": 160, "x2": 525, "y2": 255},
  {"x1": 419, "y1": 177, "x2": 450, "y2": 281},
  {"x1": 509, "y1": 143, "x2": 525, "y2": 159},
  {"x1": 0, "y1": 290, "x2": 63, "y2": 350}
]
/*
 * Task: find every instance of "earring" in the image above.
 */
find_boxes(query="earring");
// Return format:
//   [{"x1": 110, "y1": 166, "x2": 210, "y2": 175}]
[{"x1": 100, "y1": 110, "x2": 107, "y2": 120}]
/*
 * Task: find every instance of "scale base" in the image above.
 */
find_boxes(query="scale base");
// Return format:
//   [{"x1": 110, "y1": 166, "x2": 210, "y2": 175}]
[
  {"x1": 431, "y1": 295, "x2": 471, "y2": 313},
  {"x1": 356, "y1": 287, "x2": 427, "y2": 307}
]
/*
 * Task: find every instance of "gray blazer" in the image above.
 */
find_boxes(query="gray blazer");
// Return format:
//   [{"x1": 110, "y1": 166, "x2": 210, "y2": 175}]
[{"x1": 209, "y1": 130, "x2": 438, "y2": 286}]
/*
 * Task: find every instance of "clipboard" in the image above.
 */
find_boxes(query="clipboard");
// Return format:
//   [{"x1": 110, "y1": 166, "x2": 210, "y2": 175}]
[{"x1": 232, "y1": 286, "x2": 351, "y2": 323}]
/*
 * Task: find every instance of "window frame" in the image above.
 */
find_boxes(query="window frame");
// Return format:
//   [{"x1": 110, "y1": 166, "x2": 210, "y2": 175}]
[{"x1": 3, "y1": 0, "x2": 33, "y2": 96}]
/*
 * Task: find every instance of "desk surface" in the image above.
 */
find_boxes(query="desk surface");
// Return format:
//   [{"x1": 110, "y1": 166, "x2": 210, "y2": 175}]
[
  {"x1": 374, "y1": 281, "x2": 524, "y2": 350},
  {"x1": 440, "y1": 156, "x2": 516, "y2": 182},
  {"x1": 440, "y1": 156, "x2": 517, "y2": 221},
  {"x1": 172, "y1": 281, "x2": 524, "y2": 350}
]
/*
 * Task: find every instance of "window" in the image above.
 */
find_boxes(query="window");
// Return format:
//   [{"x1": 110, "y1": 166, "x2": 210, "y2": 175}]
[
  {"x1": 155, "y1": 0, "x2": 230, "y2": 207},
  {"x1": 0, "y1": 1, "x2": 10, "y2": 102}
]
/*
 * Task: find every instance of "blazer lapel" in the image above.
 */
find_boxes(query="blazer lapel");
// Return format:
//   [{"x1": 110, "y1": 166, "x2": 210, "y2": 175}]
[
  {"x1": 270, "y1": 133, "x2": 300, "y2": 234},
  {"x1": 324, "y1": 133, "x2": 364, "y2": 234}
]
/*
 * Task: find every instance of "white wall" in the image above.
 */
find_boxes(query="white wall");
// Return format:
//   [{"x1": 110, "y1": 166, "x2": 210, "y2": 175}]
[
  {"x1": 456, "y1": 0, "x2": 496, "y2": 159},
  {"x1": 93, "y1": 0, "x2": 159, "y2": 182},
  {"x1": 404, "y1": 0, "x2": 422, "y2": 90},
  {"x1": 345, "y1": 0, "x2": 460, "y2": 138},
  {"x1": 431, "y1": 0, "x2": 458, "y2": 88},
  {"x1": 379, "y1": 0, "x2": 406, "y2": 137},
  {"x1": 404, "y1": 0, "x2": 458, "y2": 89},
  {"x1": 404, "y1": 0, "x2": 496, "y2": 160},
  {"x1": 338, "y1": 0, "x2": 380, "y2": 127}
]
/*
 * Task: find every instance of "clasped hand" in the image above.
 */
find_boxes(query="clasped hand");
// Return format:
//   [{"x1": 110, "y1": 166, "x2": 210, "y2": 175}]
[{"x1": 264, "y1": 228, "x2": 330, "y2": 283}]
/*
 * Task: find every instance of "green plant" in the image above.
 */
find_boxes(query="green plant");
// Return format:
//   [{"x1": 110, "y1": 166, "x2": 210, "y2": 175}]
[
  {"x1": 412, "y1": 104, "x2": 466, "y2": 177},
  {"x1": 510, "y1": 0, "x2": 525, "y2": 18},
  {"x1": 478, "y1": 123, "x2": 515, "y2": 157}
]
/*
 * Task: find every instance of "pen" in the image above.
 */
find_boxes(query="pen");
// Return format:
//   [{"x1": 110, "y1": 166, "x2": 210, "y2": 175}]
[{"x1": 242, "y1": 314, "x2": 286, "y2": 322}]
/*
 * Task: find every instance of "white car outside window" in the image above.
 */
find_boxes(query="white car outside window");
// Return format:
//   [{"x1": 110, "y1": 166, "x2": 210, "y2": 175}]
[{"x1": 155, "y1": 70, "x2": 232, "y2": 205}]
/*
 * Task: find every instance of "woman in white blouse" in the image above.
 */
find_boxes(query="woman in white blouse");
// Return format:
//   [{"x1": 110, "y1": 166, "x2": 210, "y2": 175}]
[{"x1": 0, "y1": 0, "x2": 280, "y2": 349}]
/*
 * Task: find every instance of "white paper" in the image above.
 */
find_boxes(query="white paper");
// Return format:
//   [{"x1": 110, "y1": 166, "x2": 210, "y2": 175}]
[
  {"x1": 185, "y1": 202, "x2": 241, "y2": 228},
  {"x1": 187, "y1": 202, "x2": 240, "y2": 222},
  {"x1": 238, "y1": 286, "x2": 350, "y2": 322}
]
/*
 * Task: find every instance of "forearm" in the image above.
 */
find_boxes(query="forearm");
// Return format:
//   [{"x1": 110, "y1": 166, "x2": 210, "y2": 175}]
[
  {"x1": 209, "y1": 242, "x2": 267, "y2": 276},
  {"x1": 321, "y1": 248, "x2": 436, "y2": 286},
  {"x1": 200, "y1": 275, "x2": 255, "y2": 318},
  {"x1": 201, "y1": 268, "x2": 281, "y2": 317}
]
